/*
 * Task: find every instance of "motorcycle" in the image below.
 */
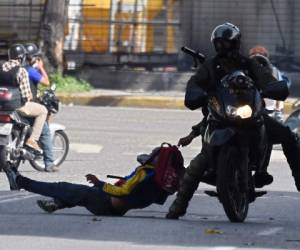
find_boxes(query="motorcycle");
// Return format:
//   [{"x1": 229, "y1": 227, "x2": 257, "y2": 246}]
[
  {"x1": 263, "y1": 102, "x2": 299, "y2": 152},
  {"x1": 0, "y1": 84, "x2": 69, "y2": 172},
  {"x1": 183, "y1": 47, "x2": 287, "y2": 222},
  {"x1": 283, "y1": 100, "x2": 300, "y2": 134},
  {"x1": 203, "y1": 71, "x2": 269, "y2": 222}
]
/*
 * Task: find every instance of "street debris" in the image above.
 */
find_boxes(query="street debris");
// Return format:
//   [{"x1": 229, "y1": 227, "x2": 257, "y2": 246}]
[{"x1": 205, "y1": 228, "x2": 224, "y2": 235}]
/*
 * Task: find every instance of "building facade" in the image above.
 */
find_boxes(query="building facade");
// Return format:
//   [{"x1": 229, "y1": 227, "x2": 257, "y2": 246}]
[{"x1": 0, "y1": 0, "x2": 299, "y2": 71}]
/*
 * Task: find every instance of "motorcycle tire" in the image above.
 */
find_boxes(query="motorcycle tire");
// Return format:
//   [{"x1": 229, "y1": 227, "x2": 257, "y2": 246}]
[
  {"x1": 0, "y1": 145, "x2": 7, "y2": 171},
  {"x1": 216, "y1": 145, "x2": 249, "y2": 222},
  {"x1": 0, "y1": 134, "x2": 21, "y2": 172},
  {"x1": 29, "y1": 130, "x2": 69, "y2": 172}
]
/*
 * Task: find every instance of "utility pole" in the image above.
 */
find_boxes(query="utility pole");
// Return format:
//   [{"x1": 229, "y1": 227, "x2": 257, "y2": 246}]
[{"x1": 40, "y1": 0, "x2": 67, "y2": 73}]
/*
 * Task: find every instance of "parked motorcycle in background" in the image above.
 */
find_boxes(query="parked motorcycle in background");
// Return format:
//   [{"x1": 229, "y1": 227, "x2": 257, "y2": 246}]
[
  {"x1": 0, "y1": 84, "x2": 69, "y2": 172},
  {"x1": 266, "y1": 101, "x2": 300, "y2": 137},
  {"x1": 284, "y1": 100, "x2": 300, "y2": 135}
]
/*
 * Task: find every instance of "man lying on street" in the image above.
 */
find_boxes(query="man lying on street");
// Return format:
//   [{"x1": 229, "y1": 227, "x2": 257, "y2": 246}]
[{"x1": 3, "y1": 163, "x2": 170, "y2": 216}]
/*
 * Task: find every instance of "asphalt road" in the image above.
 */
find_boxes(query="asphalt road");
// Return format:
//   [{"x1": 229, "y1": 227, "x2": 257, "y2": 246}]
[{"x1": 0, "y1": 106, "x2": 299, "y2": 250}]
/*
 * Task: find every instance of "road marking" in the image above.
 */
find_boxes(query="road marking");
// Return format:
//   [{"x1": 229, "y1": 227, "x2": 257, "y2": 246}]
[
  {"x1": 122, "y1": 152, "x2": 143, "y2": 156},
  {"x1": 257, "y1": 227, "x2": 283, "y2": 236},
  {"x1": 70, "y1": 143, "x2": 103, "y2": 154},
  {"x1": 0, "y1": 193, "x2": 39, "y2": 204}
]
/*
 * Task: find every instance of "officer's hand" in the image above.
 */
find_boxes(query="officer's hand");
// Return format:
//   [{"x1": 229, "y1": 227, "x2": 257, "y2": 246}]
[
  {"x1": 177, "y1": 134, "x2": 195, "y2": 147},
  {"x1": 85, "y1": 174, "x2": 100, "y2": 185}
]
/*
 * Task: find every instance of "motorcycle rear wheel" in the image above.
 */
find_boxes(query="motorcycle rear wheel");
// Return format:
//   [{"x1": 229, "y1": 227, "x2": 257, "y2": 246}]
[
  {"x1": 29, "y1": 130, "x2": 69, "y2": 172},
  {"x1": 216, "y1": 145, "x2": 249, "y2": 222},
  {"x1": 0, "y1": 133, "x2": 21, "y2": 171}
]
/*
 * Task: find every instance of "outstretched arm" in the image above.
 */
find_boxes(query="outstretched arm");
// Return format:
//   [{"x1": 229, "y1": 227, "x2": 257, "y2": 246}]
[
  {"x1": 85, "y1": 174, "x2": 101, "y2": 186},
  {"x1": 178, "y1": 116, "x2": 207, "y2": 147},
  {"x1": 178, "y1": 130, "x2": 197, "y2": 147}
]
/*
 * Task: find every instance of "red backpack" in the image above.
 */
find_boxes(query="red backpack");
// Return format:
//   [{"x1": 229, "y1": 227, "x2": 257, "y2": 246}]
[{"x1": 148, "y1": 143, "x2": 185, "y2": 194}]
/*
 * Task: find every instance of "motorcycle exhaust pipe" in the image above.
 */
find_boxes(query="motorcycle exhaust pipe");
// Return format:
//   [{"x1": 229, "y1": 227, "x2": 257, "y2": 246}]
[{"x1": 19, "y1": 149, "x2": 34, "y2": 161}]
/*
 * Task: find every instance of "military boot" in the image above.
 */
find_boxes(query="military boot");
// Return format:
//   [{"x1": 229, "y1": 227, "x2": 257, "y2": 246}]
[
  {"x1": 166, "y1": 172, "x2": 200, "y2": 219},
  {"x1": 166, "y1": 152, "x2": 208, "y2": 219}
]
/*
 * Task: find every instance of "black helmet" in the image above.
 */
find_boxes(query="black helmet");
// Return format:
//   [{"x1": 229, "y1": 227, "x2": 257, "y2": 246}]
[
  {"x1": 24, "y1": 43, "x2": 41, "y2": 60},
  {"x1": 8, "y1": 44, "x2": 27, "y2": 61},
  {"x1": 211, "y1": 22, "x2": 241, "y2": 57}
]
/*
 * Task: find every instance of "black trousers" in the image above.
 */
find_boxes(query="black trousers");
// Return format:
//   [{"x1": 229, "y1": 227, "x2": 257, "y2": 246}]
[
  {"x1": 261, "y1": 114, "x2": 300, "y2": 190},
  {"x1": 17, "y1": 176, "x2": 116, "y2": 215}
]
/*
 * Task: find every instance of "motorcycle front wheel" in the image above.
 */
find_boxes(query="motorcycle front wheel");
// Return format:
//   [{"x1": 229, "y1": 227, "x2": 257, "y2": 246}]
[
  {"x1": 29, "y1": 130, "x2": 69, "y2": 172},
  {"x1": 216, "y1": 145, "x2": 249, "y2": 223}
]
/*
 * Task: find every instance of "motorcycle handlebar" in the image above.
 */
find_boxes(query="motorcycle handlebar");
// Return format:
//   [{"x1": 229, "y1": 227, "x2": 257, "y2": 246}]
[{"x1": 181, "y1": 46, "x2": 206, "y2": 64}]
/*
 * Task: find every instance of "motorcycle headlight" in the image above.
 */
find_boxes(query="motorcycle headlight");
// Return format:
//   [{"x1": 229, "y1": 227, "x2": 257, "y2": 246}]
[{"x1": 226, "y1": 105, "x2": 253, "y2": 119}]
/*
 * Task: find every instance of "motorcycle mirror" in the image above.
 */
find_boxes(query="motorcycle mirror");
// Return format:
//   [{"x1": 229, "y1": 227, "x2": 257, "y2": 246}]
[{"x1": 51, "y1": 84, "x2": 57, "y2": 91}]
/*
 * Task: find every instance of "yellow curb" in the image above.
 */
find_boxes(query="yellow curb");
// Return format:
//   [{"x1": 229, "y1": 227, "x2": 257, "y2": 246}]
[
  {"x1": 57, "y1": 94, "x2": 186, "y2": 109},
  {"x1": 58, "y1": 94, "x2": 297, "y2": 114}
]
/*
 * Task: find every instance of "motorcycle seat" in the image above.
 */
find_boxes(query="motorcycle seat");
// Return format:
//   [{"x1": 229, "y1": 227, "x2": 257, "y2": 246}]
[{"x1": 11, "y1": 111, "x2": 32, "y2": 126}]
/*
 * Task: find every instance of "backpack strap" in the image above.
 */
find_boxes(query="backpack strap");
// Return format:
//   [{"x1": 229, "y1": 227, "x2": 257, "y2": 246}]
[{"x1": 11, "y1": 66, "x2": 20, "y2": 87}]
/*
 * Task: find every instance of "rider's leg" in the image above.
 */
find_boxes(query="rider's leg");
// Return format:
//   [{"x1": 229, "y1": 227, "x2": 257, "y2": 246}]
[
  {"x1": 17, "y1": 102, "x2": 47, "y2": 151},
  {"x1": 254, "y1": 142, "x2": 274, "y2": 188},
  {"x1": 39, "y1": 122, "x2": 56, "y2": 171},
  {"x1": 264, "y1": 114, "x2": 300, "y2": 190},
  {"x1": 166, "y1": 151, "x2": 208, "y2": 219}
]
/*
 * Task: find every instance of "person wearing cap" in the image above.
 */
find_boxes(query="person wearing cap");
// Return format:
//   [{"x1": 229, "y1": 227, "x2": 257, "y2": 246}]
[
  {"x1": 249, "y1": 45, "x2": 292, "y2": 122},
  {"x1": 249, "y1": 45, "x2": 293, "y2": 181},
  {"x1": 3, "y1": 152, "x2": 171, "y2": 216},
  {"x1": 23, "y1": 43, "x2": 57, "y2": 172}
]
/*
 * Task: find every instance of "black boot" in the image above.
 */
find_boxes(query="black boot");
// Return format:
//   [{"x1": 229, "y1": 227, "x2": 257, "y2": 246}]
[
  {"x1": 166, "y1": 170, "x2": 202, "y2": 219},
  {"x1": 37, "y1": 199, "x2": 64, "y2": 213},
  {"x1": 254, "y1": 172, "x2": 273, "y2": 188},
  {"x1": 166, "y1": 152, "x2": 208, "y2": 219}
]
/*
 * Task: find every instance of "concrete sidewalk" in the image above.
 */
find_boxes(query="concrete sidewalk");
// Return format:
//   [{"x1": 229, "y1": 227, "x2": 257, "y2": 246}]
[{"x1": 57, "y1": 89, "x2": 298, "y2": 113}]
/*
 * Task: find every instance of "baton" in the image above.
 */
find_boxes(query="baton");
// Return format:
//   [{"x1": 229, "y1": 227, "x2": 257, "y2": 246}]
[{"x1": 107, "y1": 175, "x2": 126, "y2": 180}]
